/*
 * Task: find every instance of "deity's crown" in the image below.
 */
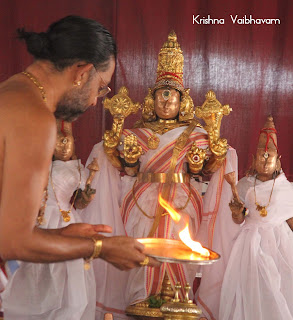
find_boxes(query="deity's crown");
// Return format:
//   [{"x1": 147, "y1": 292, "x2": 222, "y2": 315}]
[
  {"x1": 153, "y1": 31, "x2": 184, "y2": 93},
  {"x1": 258, "y1": 115, "x2": 278, "y2": 154}
]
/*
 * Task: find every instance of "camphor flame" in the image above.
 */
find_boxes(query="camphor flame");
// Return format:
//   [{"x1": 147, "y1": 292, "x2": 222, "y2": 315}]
[
  {"x1": 158, "y1": 194, "x2": 181, "y2": 222},
  {"x1": 158, "y1": 194, "x2": 210, "y2": 257}
]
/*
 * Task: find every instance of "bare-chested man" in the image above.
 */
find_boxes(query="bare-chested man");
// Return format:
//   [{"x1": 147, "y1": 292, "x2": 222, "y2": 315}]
[{"x1": 0, "y1": 15, "x2": 158, "y2": 279}]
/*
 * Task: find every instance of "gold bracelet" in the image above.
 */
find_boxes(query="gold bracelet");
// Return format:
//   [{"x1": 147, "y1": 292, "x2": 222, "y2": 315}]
[{"x1": 84, "y1": 238, "x2": 103, "y2": 270}]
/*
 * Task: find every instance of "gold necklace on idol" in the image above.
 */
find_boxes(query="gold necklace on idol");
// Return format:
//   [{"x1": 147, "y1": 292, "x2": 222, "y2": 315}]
[
  {"x1": 50, "y1": 160, "x2": 82, "y2": 222},
  {"x1": 22, "y1": 71, "x2": 47, "y2": 102},
  {"x1": 254, "y1": 176, "x2": 276, "y2": 217}
]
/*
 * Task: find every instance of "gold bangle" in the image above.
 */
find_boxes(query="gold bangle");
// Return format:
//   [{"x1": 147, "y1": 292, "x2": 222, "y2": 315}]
[{"x1": 84, "y1": 238, "x2": 103, "y2": 270}]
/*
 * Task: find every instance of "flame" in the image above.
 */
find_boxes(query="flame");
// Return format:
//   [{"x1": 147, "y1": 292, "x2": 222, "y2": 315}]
[
  {"x1": 179, "y1": 225, "x2": 210, "y2": 257},
  {"x1": 158, "y1": 194, "x2": 180, "y2": 222},
  {"x1": 159, "y1": 193, "x2": 210, "y2": 257}
]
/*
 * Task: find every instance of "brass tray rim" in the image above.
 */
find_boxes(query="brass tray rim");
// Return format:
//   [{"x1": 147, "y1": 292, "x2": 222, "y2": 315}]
[{"x1": 138, "y1": 238, "x2": 221, "y2": 265}]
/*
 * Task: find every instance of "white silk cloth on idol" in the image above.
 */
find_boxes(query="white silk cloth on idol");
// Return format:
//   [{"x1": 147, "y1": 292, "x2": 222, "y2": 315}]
[
  {"x1": 82, "y1": 125, "x2": 237, "y2": 320},
  {"x1": 2, "y1": 160, "x2": 96, "y2": 320},
  {"x1": 82, "y1": 143, "x2": 131, "y2": 320},
  {"x1": 196, "y1": 147, "x2": 240, "y2": 320},
  {"x1": 219, "y1": 173, "x2": 293, "y2": 320},
  {"x1": 120, "y1": 126, "x2": 208, "y2": 305}
]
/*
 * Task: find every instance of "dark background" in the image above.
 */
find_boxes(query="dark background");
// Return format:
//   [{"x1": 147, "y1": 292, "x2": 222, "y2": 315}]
[{"x1": 0, "y1": 0, "x2": 292, "y2": 179}]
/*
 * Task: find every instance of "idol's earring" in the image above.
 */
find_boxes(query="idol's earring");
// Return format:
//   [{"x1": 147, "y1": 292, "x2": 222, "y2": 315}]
[{"x1": 73, "y1": 80, "x2": 81, "y2": 86}]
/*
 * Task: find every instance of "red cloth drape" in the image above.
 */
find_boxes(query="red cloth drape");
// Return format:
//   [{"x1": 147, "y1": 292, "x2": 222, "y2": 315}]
[{"x1": 0, "y1": 0, "x2": 292, "y2": 179}]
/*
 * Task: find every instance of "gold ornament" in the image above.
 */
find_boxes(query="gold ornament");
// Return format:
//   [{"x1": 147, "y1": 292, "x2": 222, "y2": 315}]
[
  {"x1": 179, "y1": 88, "x2": 195, "y2": 123},
  {"x1": 103, "y1": 87, "x2": 141, "y2": 170},
  {"x1": 160, "y1": 282, "x2": 202, "y2": 319},
  {"x1": 103, "y1": 86, "x2": 140, "y2": 119},
  {"x1": 254, "y1": 176, "x2": 275, "y2": 217},
  {"x1": 22, "y1": 71, "x2": 47, "y2": 101},
  {"x1": 50, "y1": 160, "x2": 82, "y2": 222},
  {"x1": 147, "y1": 133, "x2": 160, "y2": 149},
  {"x1": 195, "y1": 90, "x2": 231, "y2": 174},
  {"x1": 123, "y1": 134, "x2": 143, "y2": 164},
  {"x1": 84, "y1": 238, "x2": 103, "y2": 270},
  {"x1": 186, "y1": 143, "x2": 207, "y2": 174},
  {"x1": 195, "y1": 90, "x2": 231, "y2": 144},
  {"x1": 73, "y1": 80, "x2": 81, "y2": 86},
  {"x1": 139, "y1": 118, "x2": 184, "y2": 135},
  {"x1": 141, "y1": 88, "x2": 156, "y2": 122},
  {"x1": 139, "y1": 256, "x2": 150, "y2": 266}
]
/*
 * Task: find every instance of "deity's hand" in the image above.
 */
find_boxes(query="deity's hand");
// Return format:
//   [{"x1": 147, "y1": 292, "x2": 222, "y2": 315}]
[
  {"x1": 186, "y1": 144, "x2": 206, "y2": 173},
  {"x1": 210, "y1": 138, "x2": 229, "y2": 159},
  {"x1": 74, "y1": 185, "x2": 96, "y2": 209},
  {"x1": 103, "y1": 130, "x2": 121, "y2": 151},
  {"x1": 100, "y1": 236, "x2": 161, "y2": 270},
  {"x1": 229, "y1": 200, "x2": 245, "y2": 224},
  {"x1": 60, "y1": 223, "x2": 112, "y2": 238},
  {"x1": 122, "y1": 134, "x2": 142, "y2": 164},
  {"x1": 103, "y1": 129, "x2": 123, "y2": 170}
]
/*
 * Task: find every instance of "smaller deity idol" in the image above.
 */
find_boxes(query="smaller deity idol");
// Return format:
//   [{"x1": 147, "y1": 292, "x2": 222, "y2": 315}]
[
  {"x1": 2, "y1": 120, "x2": 98, "y2": 320},
  {"x1": 220, "y1": 116, "x2": 293, "y2": 320}
]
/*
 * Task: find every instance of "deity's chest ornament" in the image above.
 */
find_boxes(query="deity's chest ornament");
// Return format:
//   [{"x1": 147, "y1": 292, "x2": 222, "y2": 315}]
[
  {"x1": 50, "y1": 160, "x2": 82, "y2": 222},
  {"x1": 254, "y1": 177, "x2": 276, "y2": 217},
  {"x1": 147, "y1": 132, "x2": 160, "y2": 149}
]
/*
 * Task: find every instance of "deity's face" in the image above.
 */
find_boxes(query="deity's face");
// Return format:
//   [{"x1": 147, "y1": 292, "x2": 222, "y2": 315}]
[
  {"x1": 53, "y1": 133, "x2": 75, "y2": 161},
  {"x1": 54, "y1": 57, "x2": 115, "y2": 122},
  {"x1": 154, "y1": 88, "x2": 180, "y2": 120},
  {"x1": 255, "y1": 148, "x2": 278, "y2": 181}
]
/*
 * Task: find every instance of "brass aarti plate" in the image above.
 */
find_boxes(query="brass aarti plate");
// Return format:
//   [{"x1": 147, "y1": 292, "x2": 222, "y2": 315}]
[{"x1": 138, "y1": 238, "x2": 220, "y2": 265}]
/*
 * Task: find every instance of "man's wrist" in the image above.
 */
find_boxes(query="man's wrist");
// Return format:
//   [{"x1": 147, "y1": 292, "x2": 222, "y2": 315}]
[{"x1": 84, "y1": 238, "x2": 103, "y2": 270}]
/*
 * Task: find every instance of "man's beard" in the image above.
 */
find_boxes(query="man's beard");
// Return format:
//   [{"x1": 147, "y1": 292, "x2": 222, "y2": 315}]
[{"x1": 54, "y1": 84, "x2": 92, "y2": 122}]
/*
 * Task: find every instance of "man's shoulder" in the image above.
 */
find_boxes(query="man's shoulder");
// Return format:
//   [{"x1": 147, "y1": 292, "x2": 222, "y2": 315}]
[{"x1": 0, "y1": 77, "x2": 55, "y2": 133}]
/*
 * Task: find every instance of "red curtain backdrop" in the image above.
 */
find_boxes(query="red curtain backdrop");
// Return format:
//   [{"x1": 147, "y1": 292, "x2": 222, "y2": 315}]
[{"x1": 0, "y1": 0, "x2": 292, "y2": 179}]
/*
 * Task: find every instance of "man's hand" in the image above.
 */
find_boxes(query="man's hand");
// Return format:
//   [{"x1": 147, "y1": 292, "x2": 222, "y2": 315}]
[
  {"x1": 100, "y1": 236, "x2": 161, "y2": 270},
  {"x1": 60, "y1": 223, "x2": 112, "y2": 238}
]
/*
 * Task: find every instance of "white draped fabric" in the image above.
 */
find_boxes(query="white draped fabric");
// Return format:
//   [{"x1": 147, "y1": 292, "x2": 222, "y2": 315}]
[
  {"x1": 219, "y1": 173, "x2": 293, "y2": 320},
  {"x1": 83, "y1": 143, "x2": 131, "y2": 320},
  {"x1": 196, "y1": 148, "x2": 240, "y2": 320},
  {"x1": 83, "y1": 126, "x2": 238, "y2": 320},
  {"x1": 120, "y1": 126, "x2": 207, "y2": 304},
  {"x1": 2, "y1": 160, "x2": 96, "y2": 320}
]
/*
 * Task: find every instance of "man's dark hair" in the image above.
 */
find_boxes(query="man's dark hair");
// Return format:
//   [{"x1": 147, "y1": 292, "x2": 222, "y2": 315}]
[{"x1": 17, "y1": 15, "x2": 116, "y2": 71}]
